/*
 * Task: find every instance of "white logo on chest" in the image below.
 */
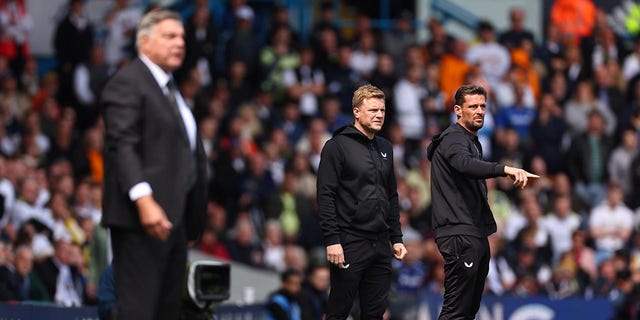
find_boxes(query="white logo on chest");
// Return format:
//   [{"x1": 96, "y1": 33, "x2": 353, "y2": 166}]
[{"x1": 381, "y1": 152, "x2": 387, "y2": 158}]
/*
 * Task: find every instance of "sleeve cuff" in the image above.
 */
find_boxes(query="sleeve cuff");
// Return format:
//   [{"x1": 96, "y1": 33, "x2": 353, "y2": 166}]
[
  {"x1": 129, "y1": 182, "x2": 152, "y2": 202},
  {"x1": 496, "y1": 164, "x2": 507, "y2": 177},
  {"x1": 324, "y1": 235, "x2": 341, "y2": 246}
]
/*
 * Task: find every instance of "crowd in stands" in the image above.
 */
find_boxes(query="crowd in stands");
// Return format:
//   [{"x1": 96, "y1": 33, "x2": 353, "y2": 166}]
[{"x1": 0, "y1": 0, "x2": 640, "y2": 318}]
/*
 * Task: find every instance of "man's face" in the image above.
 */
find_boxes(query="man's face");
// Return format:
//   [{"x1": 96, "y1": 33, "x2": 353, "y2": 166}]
[
  {"x1": 140, "y1": 19, "x2": 185, "y2": 72},
  {"x1": 283, "y1": 275, "x2": 302, "y2": 295},
  {"x1": 15, "y1": 250, "x2": 33, "y2": 277},
  {"x1": 354, "y1": 97, "x2": 385, "y2": 135},
  {"x1": 455, "y1": 94, "x2": 486, "y2": 133}
]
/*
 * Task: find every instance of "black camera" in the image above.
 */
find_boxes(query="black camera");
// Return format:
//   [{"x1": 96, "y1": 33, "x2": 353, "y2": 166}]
[{"x1": 182, "y1": 260, "x2": 230, "y2": 318}]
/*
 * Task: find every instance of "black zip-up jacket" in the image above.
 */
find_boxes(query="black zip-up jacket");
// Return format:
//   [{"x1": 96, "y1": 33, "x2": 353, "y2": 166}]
[
  {"x1": 426, "y1": 123, "x2": 507, "y2": 239},
  {"x1": 317, "y1": 125, "x2": 403, "y2": 246}
]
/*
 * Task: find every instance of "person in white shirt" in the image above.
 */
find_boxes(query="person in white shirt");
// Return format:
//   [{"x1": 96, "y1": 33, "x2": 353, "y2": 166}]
[
  {"x1": 622, "y1": 37, "x2": 640, "y2": 80},
  {"x1": 542, "y1": 195, "x2": 581, "y2": 263},
  {"x1": 349, "y1": 30, "x2": 378, "y2": 80},
  {"x1": 393, "y1": 64, "x2": 427, "y2": 143},
  {"x1": 10, "y1": 176, "x2": 53, "y2": 231},
  {"x1": 102, "y1": 0, "x2": 142, "y2": 67},
  {"x1": 282, "y1": 46, "x2": 325, "y2": 118},
  {"x1": 466, "y1": 21, "x2": 510, "y2": 91},
  {"x1": 589, "y1": 183, "x2": 634, "y2": 265}
]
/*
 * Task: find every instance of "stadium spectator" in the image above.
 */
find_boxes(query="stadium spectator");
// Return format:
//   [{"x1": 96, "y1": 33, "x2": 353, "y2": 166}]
[
  {"x1": 466, "y1": 20, "x2": 510, "y2": 90},
  {"x1": 101, "y1": 0, "x2": 141, "y2": 68},
  {"x1": 265, "y1": 268, "x2": 303, "y2": 320},
  {"x1": 589, "y1": 183, "x2": 634, "y2": 265},
  {"x1": 567, "y1": 109, "x2": 614, "y2": 207}
]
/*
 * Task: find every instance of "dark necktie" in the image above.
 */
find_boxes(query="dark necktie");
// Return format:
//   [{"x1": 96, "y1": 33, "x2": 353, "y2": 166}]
[{"x1": 166, "y1": 79, "x2": 197, "y2": 190}]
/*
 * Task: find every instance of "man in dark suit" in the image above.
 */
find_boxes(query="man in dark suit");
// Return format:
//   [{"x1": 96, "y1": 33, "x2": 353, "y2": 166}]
[
  {"x1": 0, "y1": 245, "x2": 49, "y2": 302},
  {"x1": 32, "y1": 240, "x2": 86, "y2": 306},
  {"x1": 101, "y1": 9, "x2": 208, "y2": 320}
]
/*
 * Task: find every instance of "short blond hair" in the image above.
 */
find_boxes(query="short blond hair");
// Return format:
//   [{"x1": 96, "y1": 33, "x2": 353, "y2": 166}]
[
  {"x1": 352, "y1": 84, "x2": 385, "y2": 109},
  {"x1": 135, "y1": 9, "x2": 182, "y2": 51}
]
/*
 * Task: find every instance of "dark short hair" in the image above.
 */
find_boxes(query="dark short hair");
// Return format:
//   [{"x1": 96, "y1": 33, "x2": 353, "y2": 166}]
[
  {"x1": 454, "y1": 84, "x2": 487, "y2": 107},
  {"x1": 281, "y1": 268, "x2": 302, "y2": 283}
]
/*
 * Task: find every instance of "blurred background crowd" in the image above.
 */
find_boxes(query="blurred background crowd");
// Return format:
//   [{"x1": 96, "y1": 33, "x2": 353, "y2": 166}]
[{"x1": 1, "y1": 0, "x2": 640, "y2": 318}]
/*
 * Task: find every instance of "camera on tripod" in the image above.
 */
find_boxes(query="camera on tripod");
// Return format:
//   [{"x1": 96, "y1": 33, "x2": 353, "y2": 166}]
[{"x1": 182, "y1": 260, "x2": 231, "y2": 319}]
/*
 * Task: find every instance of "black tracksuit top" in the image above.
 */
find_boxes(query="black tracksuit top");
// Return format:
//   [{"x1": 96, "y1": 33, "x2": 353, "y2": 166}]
[
  {"x1": 317, "y1": 125, "x2": 403, "y2": 246},
  {"x1": 427, "y1": 123, "x2": 507, "y2": 239}
]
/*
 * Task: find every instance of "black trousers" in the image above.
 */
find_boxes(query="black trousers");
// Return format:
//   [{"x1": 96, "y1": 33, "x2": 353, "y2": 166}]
[
  {"x1": 111, "y1": 223, "x2": 187, "y2": 320},
  {"x1": 436, "y1": 235, "x2": 490, "y2": 320},
  {"x1": 326, "y1": 233, "x2": 392, "y2": 320}
]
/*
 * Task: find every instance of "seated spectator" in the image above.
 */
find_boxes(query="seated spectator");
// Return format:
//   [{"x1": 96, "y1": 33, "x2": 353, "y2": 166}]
[
  {"x1": 266, "y1": 172, "x2": 313, "y2": 243},
  {"x1": 493, "y1": 67, "x2": 536, "y2": 110},
  {"x1": 393, "y1": 64, "x2": 426, "y2": 145},
  {"x1": 319, "y1": 95, "x2": 350, "y2": 134},
  {"x1": 486, "y1": 233, "x2": 516, "y2": 296},
  {"x1": 276, "y1": 101, "x2": 306, "y2": 147},
  {"x1": 389, "y1": 228, "x2": 427, "y2": 318},
  {"x1": 10, "y1": 176, "x2": 53, "y2": 231},
  {"x1": 381, "y1": 13, "x2": 414, "y2": 72},
  {"x1": 259, "y1": 26, "x2": 299, "y2": 103},
  {"x1": 564, "y1": 80, "x2": 616, "y2": 137},
  {"x1": 262, "y1": 219, "x2": 286, "y2": 272},
  {"x1": 349, "y1": 30, "x2": 377, "y2": 80},
  {"x1": 498, "y1": 7, "x2": 535, "y2": 50},
  {"x1": 593, "y1": 258, "x2": 619, "y2": 299},
  {"x1": 544, "y1": 263, "x2": 582, "y2": 299},
  {"x1": 226, "y1": 216, "x2": 264, "y2": 268},
  {"x1": 266, "y1": 268, "x2": 303, "y2": 320},
  {"x1": 567, "y1": 110, "x2": 614, "y2": 208},
  {"x1": 529, "y1": 93, "x2": 566, "y2": 175},
  {"x1": 494, "y1": 83, "x2": 537, "y2": 149},
  {"x1": 542, "y1": 195, "x2": 582, "y2": 263},
  {"x1": 0, "y1": 245, "x2": 49, "y2": 302},
  {"x1": 298, "y1": 264, "x2": 329, "y2": 320},
  {"x1": 368, "y1": 53, "x2": 397, "y2": 109},
  {"x1": 509, "y1": 243, "x2": 552, "y2": 296},
  {"x1": 97, "y1": 264, "x2": 116, "y2": 320},
  {"x1": 33, "y1": 239, "x2": 87, "y2": 306},
  {"x1": 465, "y1": 20, "x2": 510, "y2": 90},
  {"x1": 283, "y1": 46, "x2": 326, "y2": 119},
  {"x1": 283, "y1": 244, "x2": 308, "y2": 274},
  {"x1": 567, "y1": 230, "x2": 598, "y2": 283},
  {"x1": 197, "y1": 224, "x2": 230, "y2": 261},
  {"x1": 589, "y1": 183, "x2": 634, "y2": 265},
  {"x1": 49, "y1": 192, "x2": 85, "y2": 246},
  {"x1": 608, "y1": 128, "x2": 638, "y2": 198},
  {"x1": 324, "y1": 43, "x2": 360, "y2": 114},
  {"x1": 237, "y1": 151, "x2": 276, "y2": 214}
]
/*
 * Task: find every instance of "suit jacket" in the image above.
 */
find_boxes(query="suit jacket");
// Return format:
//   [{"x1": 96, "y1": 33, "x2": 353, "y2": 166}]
[
  {"x1": 32, "y1": 258, "x2": 85, "y2": 303},
  {"x1": 101, "y1": 57, "x2": 208, "y2": 241},
  {"x1": 0, "y1": 266, "x2": 50, "y2": 302}
]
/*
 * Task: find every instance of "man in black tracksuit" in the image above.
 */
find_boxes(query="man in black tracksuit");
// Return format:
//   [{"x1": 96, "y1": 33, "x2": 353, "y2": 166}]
[
  {"x1": 317, "y1": 84, "x2": 406, "y2": 319},
  {"x1": 427, "y1": 84, "x2": 537, "y2": 319}
]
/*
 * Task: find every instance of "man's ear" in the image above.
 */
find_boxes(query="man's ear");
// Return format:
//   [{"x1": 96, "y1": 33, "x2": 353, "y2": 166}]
[
  {"x1": 454, "y1": 104, "x2": 462, "y2": 117},
  {"x1": 353, "y1": 107, "x2": 359, "y2": 119}
]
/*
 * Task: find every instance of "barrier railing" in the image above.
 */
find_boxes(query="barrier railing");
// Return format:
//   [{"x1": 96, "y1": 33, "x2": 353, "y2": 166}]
[{"x1": 1, "y1": 293, "x2": 614, "y2": 320}]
